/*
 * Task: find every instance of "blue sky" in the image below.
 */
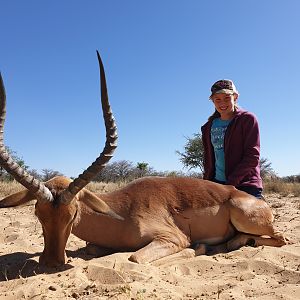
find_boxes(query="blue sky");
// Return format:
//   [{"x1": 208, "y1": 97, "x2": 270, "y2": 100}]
[{"x1": 0, "y1": 0, "x2": 299, "y2": 177}]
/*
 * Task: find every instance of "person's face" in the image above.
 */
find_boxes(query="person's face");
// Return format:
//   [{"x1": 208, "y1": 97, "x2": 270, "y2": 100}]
[{"x1": 211, "y1": 93, "x2": 238, "y2": 120}]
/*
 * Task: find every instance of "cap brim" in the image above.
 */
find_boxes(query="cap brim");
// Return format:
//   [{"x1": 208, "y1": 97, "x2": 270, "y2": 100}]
[{"x1": 210, "y1": 89, "x2": 235, "y2": 98}]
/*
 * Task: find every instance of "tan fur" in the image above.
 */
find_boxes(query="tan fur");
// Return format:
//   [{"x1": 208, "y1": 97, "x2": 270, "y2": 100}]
[{"x1": 0, "y1": 176, "x2": 286, "y2": 267}]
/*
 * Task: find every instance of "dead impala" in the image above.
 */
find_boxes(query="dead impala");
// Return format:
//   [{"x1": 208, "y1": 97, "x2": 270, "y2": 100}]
[{"x1": 0, "y1": 52, "x2": 286, "y2": 267}]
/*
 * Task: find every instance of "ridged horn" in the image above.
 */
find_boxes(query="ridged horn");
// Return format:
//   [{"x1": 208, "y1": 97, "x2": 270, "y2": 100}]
[
  {"x1": 0, "y1": 73, "x2": 54, "y2": 202},
  {"x1": 60, "y1": 51, "x2": 118, "y2": 204}
]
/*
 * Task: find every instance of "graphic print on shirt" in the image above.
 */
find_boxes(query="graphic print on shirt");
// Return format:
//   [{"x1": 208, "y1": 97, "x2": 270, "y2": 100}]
[
  {"x1": 211, "y1": 126, "x2": 227, "y2": 150},
  {"x1": 211, "y1": 119, "x2": 231, "y2": 150},
  {"x1": 210, "y1": 118, "x2": 231, "y2": 182}
]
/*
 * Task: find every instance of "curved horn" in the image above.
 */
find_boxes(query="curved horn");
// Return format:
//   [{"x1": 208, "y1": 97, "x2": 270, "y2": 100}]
[
  {"x1": 60, "y1": 51, "x2": 118, "y2": 204},
  {"x1": 0, "y1": 73, "x2": 54, "y2": 202}
]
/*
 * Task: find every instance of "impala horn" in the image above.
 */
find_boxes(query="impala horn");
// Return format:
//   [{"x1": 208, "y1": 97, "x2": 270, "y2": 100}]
[
  {"x1": 0, "y1": 73, "x2": 54, "y2": 202},
  {"x1": 59, "y1": 51, "x2": 118, "y2": 204}
]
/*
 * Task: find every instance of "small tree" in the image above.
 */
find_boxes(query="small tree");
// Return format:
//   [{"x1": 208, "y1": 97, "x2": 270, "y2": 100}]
[
  {"x1": 260, "y1": 157, "x2": 276, "y2": 179},
  {"x1": 137, "y1": 162, "x2": 149, "y2": 171},
  {"x1": 135, "y1": 162, "x2": 149, "y2": 178},
  {"x1": 41, "y1": 169, "x2": 64, "y2": 181},
  {"x1": 0, "y1": 147, "x2": 30, "y2": 181},
  {"x1": 27, "y1": 169, "x2": 43, "y2": 181},
  {"x1": 176, "y1": 133, "x2": 204, "y2": 172},
  {"x1": 95, "y1": 160, "x2": 136, "y2": 182}
]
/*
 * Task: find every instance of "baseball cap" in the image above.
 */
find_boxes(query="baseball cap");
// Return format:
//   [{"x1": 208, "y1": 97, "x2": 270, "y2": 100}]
[{"x1": 210, "y1": 79, "x2": 239, "y2": 98}]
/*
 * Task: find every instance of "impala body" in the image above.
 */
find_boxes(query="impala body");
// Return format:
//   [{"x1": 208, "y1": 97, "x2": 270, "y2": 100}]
[{"x1": 0, "y1": 53, "x2": 286, "y2": 267}]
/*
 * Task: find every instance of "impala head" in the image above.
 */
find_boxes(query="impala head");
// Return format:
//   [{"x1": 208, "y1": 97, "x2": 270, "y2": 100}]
[
  {"x1": 35, "y1": 176, "x2": 77, "y2": 267},
  {"x1": 0, "y1": 52, "x2": 121, "y2": 267}
]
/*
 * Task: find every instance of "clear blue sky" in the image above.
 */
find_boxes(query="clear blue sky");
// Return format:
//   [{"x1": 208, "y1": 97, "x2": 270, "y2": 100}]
[{"x1": 0, "y1": 1, "x2": 299, "y2": 177}]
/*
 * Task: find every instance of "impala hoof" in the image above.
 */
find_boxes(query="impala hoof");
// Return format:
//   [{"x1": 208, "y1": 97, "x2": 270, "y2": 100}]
[
  {"x1": 193, "y1": 243, "x2": 207, "y2": 256},
  {"x1": 128, "y1": 253, "x2": 142, "y2": 264}
]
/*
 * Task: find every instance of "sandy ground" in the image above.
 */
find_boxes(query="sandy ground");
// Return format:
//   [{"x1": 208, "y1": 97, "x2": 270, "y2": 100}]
[{"x1": 0, "y1": 193, "x2": 299, "y2": 299}]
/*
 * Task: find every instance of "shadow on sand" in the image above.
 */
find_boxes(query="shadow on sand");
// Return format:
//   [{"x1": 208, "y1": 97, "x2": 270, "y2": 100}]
[{"x1": 0, "y1": 246, "x2": 117, "y2": 281}]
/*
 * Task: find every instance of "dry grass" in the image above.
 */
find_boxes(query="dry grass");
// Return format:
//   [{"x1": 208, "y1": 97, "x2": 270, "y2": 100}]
[
  {"x1": 0, "y1": 180, "x2": 125, "y2": 199},
  {"x1": 0, "y1": 179, "x2": 299, "y2": 199},
  {"x1": 86, "y1": 181, "x2": 126, "y2": 194},
  {"x1": 0, "y1": 180, "x2": 24, "y2": 198},
  {"x1": 264, "y1": 180, "x2": 300, "y2": 197}
]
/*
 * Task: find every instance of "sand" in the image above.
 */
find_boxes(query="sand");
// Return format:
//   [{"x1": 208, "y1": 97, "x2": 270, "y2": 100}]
[{"x1": 0, "y1": 193, "x2": 299, "y2": 299}]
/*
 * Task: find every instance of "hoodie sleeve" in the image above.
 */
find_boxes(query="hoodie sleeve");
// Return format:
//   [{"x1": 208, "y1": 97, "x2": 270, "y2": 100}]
[
  {"x1": 226, "y1": 112, "x2": 260, "y2": 187},
  {"x1": 201, "y1": 122, "x2": 215, "y2": 180}
]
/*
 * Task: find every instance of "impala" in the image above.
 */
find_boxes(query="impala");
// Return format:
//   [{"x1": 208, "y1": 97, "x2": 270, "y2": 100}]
[{"x1": 0, "y1": 52, "x2": 286, "y2": 267}]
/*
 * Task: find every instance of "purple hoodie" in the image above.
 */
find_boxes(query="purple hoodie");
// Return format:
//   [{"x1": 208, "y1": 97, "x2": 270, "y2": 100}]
[{"x1": 201, "y1": 108, "x2": 263, "y2": 189}]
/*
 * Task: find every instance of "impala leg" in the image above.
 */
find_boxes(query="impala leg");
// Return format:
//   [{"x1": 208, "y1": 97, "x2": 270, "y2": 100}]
[
  {"x1": 255, "y1": 231, "x2": 286, "y2": 246},
  {"x1": 0, "y1": 190, "x2": 35, "y2": 207},
  {"x1": 85, "y1": 243, "x2": 115, "y2": 257},
  {"x1": 151, "y1": 248, "x2": 196, "y2": 266},
  {"x1": 194, "y1": 230, "x2": 286, "y2": 256},
  {"x1": 228, "y1": 194, "x2": 286, "y2": 250},
  {"x1": 129, "y1": 239, "x2": 188, "y2": 264},
  {"x1": 227, "y1": 231, "x2": 286, "y2": 251},
  {"x1": 193, "y1": 242, "x2": 228, "y2": 255},
  {"x1": 193, "y1": 243, "x2": 207, "y2": 255}
]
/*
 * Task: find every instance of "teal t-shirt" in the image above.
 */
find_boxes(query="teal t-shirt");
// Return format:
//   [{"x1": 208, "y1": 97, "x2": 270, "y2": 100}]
[{"x1": 210, "y1": 118, "x2": 231, "y2": 182}]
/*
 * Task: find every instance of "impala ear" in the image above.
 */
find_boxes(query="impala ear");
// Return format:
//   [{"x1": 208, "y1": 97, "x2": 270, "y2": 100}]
[
  {"x1": 78, "y1": 189, "x2": 124, "y2": 221},
  {"x1": 0, "y1": 189, "x2": 36, "y2": 208}
]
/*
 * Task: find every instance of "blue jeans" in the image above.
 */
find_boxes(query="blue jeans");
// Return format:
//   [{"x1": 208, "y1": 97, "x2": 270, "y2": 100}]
[{"x1": 237, "y1": 186, "x2": 263, "y2": 199}]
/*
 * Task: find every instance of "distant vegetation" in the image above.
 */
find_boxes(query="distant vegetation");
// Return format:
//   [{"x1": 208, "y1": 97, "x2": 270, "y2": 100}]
[
  {"x1": 264, "y1": 176, "x2": 300, "y2": 196},
  {"x1": 0, "y1": 145, "x2": 299, "y2": 197}
]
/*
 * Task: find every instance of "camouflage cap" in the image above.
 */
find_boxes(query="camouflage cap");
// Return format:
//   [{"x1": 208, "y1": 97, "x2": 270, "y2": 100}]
[{"x1": 210, "y1": 79, "x2": 239, "y2": 98}]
